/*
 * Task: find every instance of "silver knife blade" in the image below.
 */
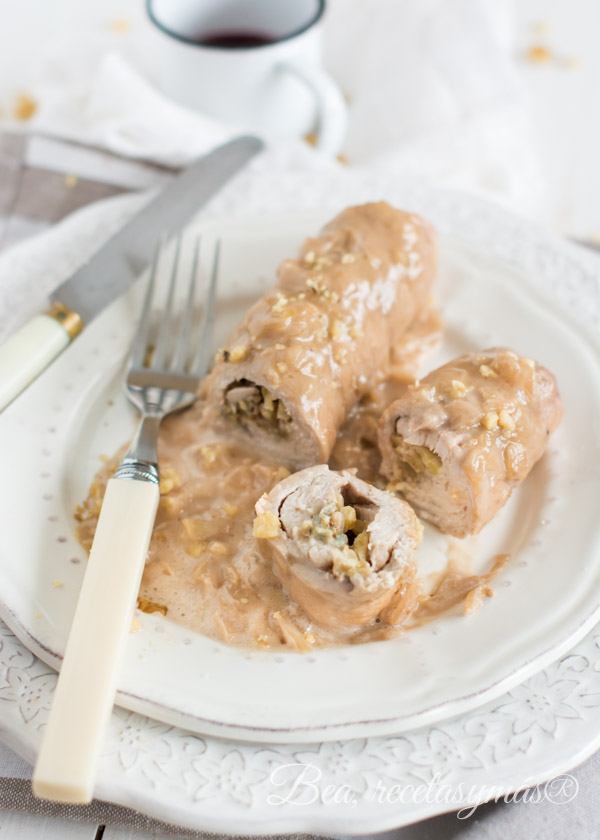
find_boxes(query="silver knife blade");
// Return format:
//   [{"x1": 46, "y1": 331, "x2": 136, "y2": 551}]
[{"x1": 49, "y1": 135, "x2": 264, "y2": 324}]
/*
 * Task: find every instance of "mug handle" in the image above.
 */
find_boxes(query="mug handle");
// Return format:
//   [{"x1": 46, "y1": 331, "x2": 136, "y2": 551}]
[{"x1": 279, "y1": 61, "x2": 348, "y2": 158}]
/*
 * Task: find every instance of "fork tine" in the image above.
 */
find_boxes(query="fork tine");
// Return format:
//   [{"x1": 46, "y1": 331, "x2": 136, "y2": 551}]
[
  {"x1": 191, "y1": 239, "x2": 221, "y2": 377},
  {"x1": 171, "y1": 236, "x2": 200, "y2": 372},
  {"x1": 151, "y1": 232, "x2": 182, "y2": 370},
  {"x1": 130, "y1": 235, "x2": 163, "y2": 369}
]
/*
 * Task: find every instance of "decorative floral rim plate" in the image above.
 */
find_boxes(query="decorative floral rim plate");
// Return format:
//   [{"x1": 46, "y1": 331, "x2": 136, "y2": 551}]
[
  {"x1": 0, "y1": 195, "x2": 599, "y2": 747},
  {"x1": 2, "y1": 615, "x2": 600, "y2": 834},
  {"x1": 0, "y1": 177, "x2": 599, "y2": 832}
]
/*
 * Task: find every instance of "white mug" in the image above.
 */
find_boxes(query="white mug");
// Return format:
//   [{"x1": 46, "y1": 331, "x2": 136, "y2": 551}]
[{"x1": 146, "y1": 0, "x2": 347, "y2": 156}]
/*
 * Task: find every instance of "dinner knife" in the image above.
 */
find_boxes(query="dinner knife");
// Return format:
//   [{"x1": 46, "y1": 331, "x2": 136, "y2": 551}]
[{"x1": 0, "y1": 135, "x2": 264, "y2": 412}]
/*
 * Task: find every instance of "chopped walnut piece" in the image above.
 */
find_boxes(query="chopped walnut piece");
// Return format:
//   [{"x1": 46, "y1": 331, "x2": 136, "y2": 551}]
[
  {"x1": 199, "y1": 446, "x2": 216, "y2": 463},
  {"x1": 306, "y1": 276, "x2": 336, "y2": 299},
  {"x1": 159, "y1": 467, "x2": 181, "y2": 495},
  {"x1": 329, "y1": 319, "x2": 344, "y2": 340},
  {"x1": 341, "y1": 253, "x2": 356, "y2": 264},
  {"x1": 333, "y1": 345, "x2": 347, "y2": 364},
  {"x1": 159, "y1": 495, "x2": 179, "y2": 515},
  {"x1": 272, "y1": 293, "x2": 288, "y2": 313},
  {"x1": 450, "y1": 379, "x2": 467, "y2": 399},
  {"x1": 393, "y1": 436, "x2": 442, "y2": 474},
  {"x1": 222, "y1": 502, "x2": 239, "y2": 516},
  {"x1": 186, "y1": 542, "x2": 207, "y2": 558},
  {"x1": 351, "y1": 532, "x2": 370, "y2": 567},
  {"x1": 137, "y1": 598, "x2": 168, "y2": 616},
  {"x1": 253, "y1": 511, "x2": 281, "y2": 538},
  {"x1": 498, "y1": 409, "x2": 516, "y2": 431},
  {"x1": 13, "y1": 93, "x2": 37, "y2": 121},
  {"x1": 526, "y1": 45, "x2": 551, "y2": 63},
  {"x1": 110, "y1": 17, "x2": 131, "y2": 32},
  {"x1": 182, "y1": 517, "x2": 220, "y2": 540},
  {"x1": 481, "y1": 411, "x2": 499, "y2": 430},
  {"x1": 143, "y1": 343, "x2": 155, "y2": 367},
  {"x1": 229, "y1": 345, "x2": 249, "y2": 362},
  {"x1": 342, "y1": 505, "x2": 357, "y2": 530},
  {"x1": 209, "y1": 541, "x2": 229, "y2": 556},
  {"x1": 479, "y1": 364, "x2": 497, "y2": 378}
]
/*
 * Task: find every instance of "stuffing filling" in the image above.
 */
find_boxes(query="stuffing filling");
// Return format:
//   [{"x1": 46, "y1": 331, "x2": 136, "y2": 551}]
[
  {"x1": 224, "y1": 379, "x2": 292, "y2": 436},
  {"x1": 392, "y1": 434, "x2": 442, "y2": 476},
  {"x1": 302, "y1": 490, "x2": 373, "y2": 582}
]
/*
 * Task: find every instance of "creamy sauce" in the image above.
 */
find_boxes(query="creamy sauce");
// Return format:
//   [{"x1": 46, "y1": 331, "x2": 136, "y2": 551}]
[{"x1": 75, "y1": 316, "x2": 504, "y2": 653}]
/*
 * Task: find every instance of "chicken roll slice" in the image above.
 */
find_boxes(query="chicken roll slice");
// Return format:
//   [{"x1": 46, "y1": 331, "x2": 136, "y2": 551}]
[
  {"x1": 378, "y1": 348, "x2": 564, "y2": 538},
  {"x1": 206, "y1": 201, "x2": 437, "y2": 468},
  {"x1": 253, "y1": 465, "x2": 423, "y2": 629}
]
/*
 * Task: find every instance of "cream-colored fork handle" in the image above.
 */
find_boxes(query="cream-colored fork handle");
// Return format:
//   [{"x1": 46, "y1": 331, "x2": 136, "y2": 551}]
[{"x1": 32, "y1": 477, "x2": 160, "y2": 803}]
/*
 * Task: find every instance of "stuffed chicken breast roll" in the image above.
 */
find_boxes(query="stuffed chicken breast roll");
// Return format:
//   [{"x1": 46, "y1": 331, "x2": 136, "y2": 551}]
[
  {"x1": 253, "y1": 465, "x2": 423, "y2": 629},
  {"x1": 378, "y1": 348, "x2": 564, "y2": 538},
  {"x1": 207, "y1": 202, "x2": 437, "y2": 468}
]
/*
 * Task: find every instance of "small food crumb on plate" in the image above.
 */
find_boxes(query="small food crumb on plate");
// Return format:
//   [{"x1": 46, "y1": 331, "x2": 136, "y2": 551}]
[{"x1": 13, "y1": 93, "x2": 37, "y2": 121}]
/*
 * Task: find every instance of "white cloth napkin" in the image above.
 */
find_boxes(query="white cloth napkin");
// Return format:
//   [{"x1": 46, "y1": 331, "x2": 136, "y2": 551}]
[
  {"x1": 3, "y1": 0, "x2": 542, "y2": 214},
  {"x1": 323, "y1": 0, "x2": 541, "y2": 210},
  {"x1": 32, "y1": 54, "x2": 239, "y2": 168}
]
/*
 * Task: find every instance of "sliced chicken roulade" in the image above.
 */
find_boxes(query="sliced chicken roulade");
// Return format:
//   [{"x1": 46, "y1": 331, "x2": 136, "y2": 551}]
[
  {"x1": 378, "y1": 348, "x2": 564, "y2": 538},
  {"x1": 206, "y1": 202, "x2": 437, "y2": 468},
  {"x1": 253, "y1": 465, "x2": 423, "y2": 629}
]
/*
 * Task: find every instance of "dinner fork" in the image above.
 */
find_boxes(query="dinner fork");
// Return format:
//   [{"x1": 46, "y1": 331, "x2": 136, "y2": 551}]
[{"x1": 32, "y1": 235, "x2": 220, "y2": 804}]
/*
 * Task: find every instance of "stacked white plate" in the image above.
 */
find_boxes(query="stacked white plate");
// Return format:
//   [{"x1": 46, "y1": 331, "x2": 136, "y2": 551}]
[{"x1": 0, "y1": 192, "x2": 599, "y2": 834}]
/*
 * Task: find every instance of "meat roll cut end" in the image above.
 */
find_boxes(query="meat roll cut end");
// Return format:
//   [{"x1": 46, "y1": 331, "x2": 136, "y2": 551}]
[
  {"x1": 378, "y1": 348, "x2": 564, "y2": 538},
  {"x1": 207, "y1": 201, "x2": 437, "y2": 468},
  {"x1": 224, "y1": 380, "x2": 292, "y2": 436},
  {"x1": 254, "y1": 465, "x2": 423, "y2": 629}
]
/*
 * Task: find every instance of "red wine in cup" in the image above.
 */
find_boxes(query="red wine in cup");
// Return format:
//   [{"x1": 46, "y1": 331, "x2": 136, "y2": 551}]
[{"x1": 195, "y1": 29, "x2": 277, "y2": 48}]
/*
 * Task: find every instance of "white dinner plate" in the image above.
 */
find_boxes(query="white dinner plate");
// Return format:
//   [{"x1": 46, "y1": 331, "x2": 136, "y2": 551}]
[{"x1": 0, "y1": 206, "x2": 599, "y2": 745}]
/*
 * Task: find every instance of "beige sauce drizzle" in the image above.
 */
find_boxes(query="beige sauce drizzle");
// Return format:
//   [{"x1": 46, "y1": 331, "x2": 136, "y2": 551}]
[{"x1": 75, "y1": 314, "x2": 505, "y2": 652}]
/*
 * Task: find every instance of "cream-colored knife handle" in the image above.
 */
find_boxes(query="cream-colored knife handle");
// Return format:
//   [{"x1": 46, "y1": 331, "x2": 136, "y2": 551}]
[
  {"x1": 0, "y1": 304, "x2": 83, "y2": 412},
  {"x1": 32, "y1": 477, "x2": 159, "y2": 804}
]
